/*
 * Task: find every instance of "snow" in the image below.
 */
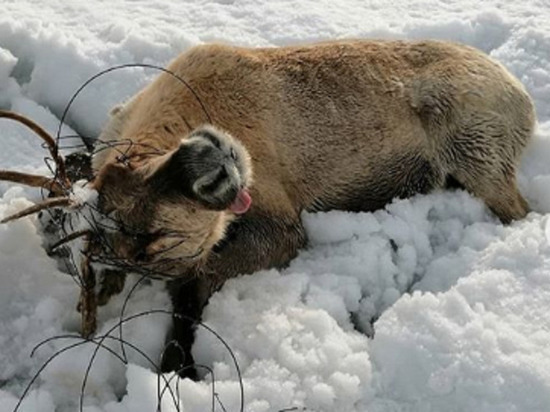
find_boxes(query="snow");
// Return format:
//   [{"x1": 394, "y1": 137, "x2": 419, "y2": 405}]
[{"x1": 1, "y1": 1, "x2": 550, "y2": 411}]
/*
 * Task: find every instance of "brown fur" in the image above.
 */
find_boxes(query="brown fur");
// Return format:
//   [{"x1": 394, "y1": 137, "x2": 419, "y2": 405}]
[{"x1": 91, "y1": 39, "x2": 535, "y2": 373}]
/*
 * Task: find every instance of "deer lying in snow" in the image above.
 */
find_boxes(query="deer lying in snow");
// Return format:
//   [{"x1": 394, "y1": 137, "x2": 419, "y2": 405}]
[{"x1": 0, "y1": 39, "x2": 535, "y2": 377}]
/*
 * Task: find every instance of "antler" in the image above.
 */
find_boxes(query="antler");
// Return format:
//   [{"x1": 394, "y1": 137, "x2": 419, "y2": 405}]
[
  {"x1": 80, "y1": 237, "x2": 97, "y2": 339},
  {"x1": 0, "y1": 110, "x2": 103, "y2": 339},
  {"x1": 0, "y1": 111, "x2": 102, "y2": 338},
  {"x1": 0, "y1": 196, "x2": 73, "y2": 223},
  {"x1": 48, "y1": 229, "x2": 91, "y2": 252},
  {"x1": 0, "y1": 170, "x2": 65, "y2": 195},
  {"x1": 0, "y1": 110, "x2": 70, "y2": 193}
]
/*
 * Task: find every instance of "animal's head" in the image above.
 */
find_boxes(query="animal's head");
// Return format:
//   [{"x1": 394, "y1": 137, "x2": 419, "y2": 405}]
[
  {"x1": 92, "y1": 125, "x2": 253, "y2": 276},
  {"x1": 0, "y1": 110, "x2": 253, "y2": 278},
  {"x1": 0, "y1": 107, "x2": 253, "y2": 339}
]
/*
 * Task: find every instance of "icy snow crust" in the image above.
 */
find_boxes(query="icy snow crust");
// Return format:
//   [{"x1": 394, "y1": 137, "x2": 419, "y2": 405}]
[{"x1": 1, "y1": 1, "x2": 550, "y2": 411}]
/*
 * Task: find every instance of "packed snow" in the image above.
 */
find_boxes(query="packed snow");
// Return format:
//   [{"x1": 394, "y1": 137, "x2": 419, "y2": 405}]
[{"x1": 1, "y1": 1, "x2": 550, "y2": 411}]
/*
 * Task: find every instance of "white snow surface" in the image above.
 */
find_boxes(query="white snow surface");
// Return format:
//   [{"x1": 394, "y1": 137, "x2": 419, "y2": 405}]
[{"x1": 1, "y1": 1, "x2": 550, "y2": 411}]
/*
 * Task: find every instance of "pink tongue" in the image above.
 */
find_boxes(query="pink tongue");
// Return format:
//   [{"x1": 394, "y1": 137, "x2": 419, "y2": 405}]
[{"x1": 229, "y1": 188, "x2": 252, "y2": 214}]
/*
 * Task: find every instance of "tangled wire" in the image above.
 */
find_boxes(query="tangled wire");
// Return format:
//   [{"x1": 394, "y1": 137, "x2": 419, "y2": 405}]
[
  {"x1": 0, "y1": 63, "x2": 241, "y2": 412},
  {"x1": 0, "y1": 62, "x2": 314, "y2": 412}
]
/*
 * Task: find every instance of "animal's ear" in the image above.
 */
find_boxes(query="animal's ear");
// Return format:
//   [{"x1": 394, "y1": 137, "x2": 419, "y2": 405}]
[{"x1": 147, "y1": 131, "x2": 249, "y2": 212}]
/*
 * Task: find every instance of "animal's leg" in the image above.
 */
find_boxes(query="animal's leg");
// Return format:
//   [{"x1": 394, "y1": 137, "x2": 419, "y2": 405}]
[
  {"x1": 161, "y1": 277, "x2": 210, "y2": 379},
  {"x1": 456, "y1": 171, "x2": 528, "y2": 224},
  {"x1": 162, "y1": 208, "x2": 306, "y2": 377},
  {"x1": 447, "y1": 117, "x2": 531, "y2": 224}
]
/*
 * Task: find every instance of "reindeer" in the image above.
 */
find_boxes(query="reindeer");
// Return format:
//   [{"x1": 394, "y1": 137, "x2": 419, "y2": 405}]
[{"x1": 0, "y1": 40, "x2": 536, "y2": 378}]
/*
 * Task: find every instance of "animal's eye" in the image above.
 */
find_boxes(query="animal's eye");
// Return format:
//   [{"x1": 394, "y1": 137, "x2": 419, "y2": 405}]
[{"x1": 230, "y1": 147, "x2": 237, "y2": 160}]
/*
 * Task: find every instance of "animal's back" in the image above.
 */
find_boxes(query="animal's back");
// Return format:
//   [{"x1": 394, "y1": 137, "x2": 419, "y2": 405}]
[
  {"x1": 164, "y1": 40, "x2": 533, "y2": 215},
  {"x1": 97, "y1": 39, "x2": 534, "y2": 221}
]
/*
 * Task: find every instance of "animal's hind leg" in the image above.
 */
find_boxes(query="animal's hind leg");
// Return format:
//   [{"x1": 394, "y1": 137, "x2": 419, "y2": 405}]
[
  {"x1": 413, "y1": 72, "x2": 535, "y2": 223},
  {"x1": 448, "y1": 127, "x2": 530, "y2": 224},
  {"x1": 462, "y1": 174, "x2": 529, "y2": 224}
]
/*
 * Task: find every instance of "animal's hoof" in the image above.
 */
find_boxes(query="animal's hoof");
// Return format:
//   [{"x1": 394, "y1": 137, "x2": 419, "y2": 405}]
[{"x1": 160, "y1": 340, "x2": 199, "y2": 380}]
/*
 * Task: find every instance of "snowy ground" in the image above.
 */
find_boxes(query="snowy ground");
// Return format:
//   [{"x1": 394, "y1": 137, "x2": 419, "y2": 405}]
[{"x1": 1, "y1": 1, "x2": 550, "y2": 411}]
